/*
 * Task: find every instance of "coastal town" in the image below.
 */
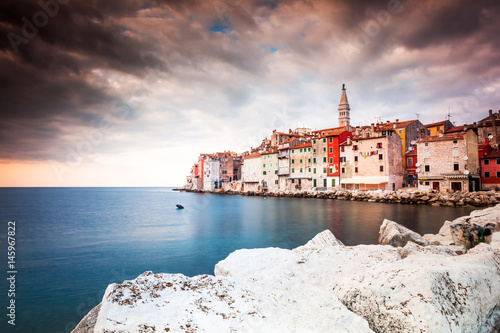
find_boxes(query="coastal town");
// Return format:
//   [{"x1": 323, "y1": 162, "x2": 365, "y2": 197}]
[{"x1": 184, "y1": 85, "x2": 500, "y2": 195}]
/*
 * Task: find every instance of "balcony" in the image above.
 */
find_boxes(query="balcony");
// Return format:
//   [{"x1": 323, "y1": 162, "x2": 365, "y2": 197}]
[{"x1": 278, "y1": 151, "x2": 289, "y2": 159}]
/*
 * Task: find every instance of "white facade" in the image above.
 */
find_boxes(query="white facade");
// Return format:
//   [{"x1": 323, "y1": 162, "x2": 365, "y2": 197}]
[
  {"x1": 203, "y1": 159, "x2": 221, "y2": 191},
  {"x1": 242, "y1": 155, "x2": 262, "y2": 192},
  {"x1": 261, "y1": 152, "x2": 279, "y2": 192}
]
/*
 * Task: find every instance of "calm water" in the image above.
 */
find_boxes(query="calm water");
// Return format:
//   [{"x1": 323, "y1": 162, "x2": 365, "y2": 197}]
[{"x1": 0, "y1": 187, "x2": 477, "y2": 333}]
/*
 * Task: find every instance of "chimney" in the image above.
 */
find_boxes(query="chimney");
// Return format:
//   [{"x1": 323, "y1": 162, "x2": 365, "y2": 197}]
[
  {"x1": 489, "y1": 109, "x2": 493, "y2": 117},
  {"x1": 371, "y1": 123, "x2": 375, "y2": 131},
  {"x1": 289, "y1": 129, "x2": 292, "y2": 134},
  {"x1": 396, "y1": 119, "x2": 399, "y2": 123},
  {"x1": 347, "y1": 137, "x2": 351, "y2": 144},
  {"x1": 393, "y1": 123, "x2": 397, "y2": 129},
  {"x1": 386, "y1": 120, "x2": 390, "y2": 124},
  {"x1": 463, "y1": 124, "x2": 467, "y2": 132}
]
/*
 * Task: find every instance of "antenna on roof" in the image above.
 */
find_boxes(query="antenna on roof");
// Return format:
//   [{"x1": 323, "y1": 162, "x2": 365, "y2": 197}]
[
  {"x1": 447, "y1": 107, "x2": 452, "y2": 120},
  {"x1": 415, "y1": 113, "x2": 421, "y2": 120},
  {"x1": 374, "y1": 116, "x2": 382, "y2": 124}
]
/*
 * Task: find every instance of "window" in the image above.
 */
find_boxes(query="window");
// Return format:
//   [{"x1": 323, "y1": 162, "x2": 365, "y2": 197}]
[
  {"x1": 437, "y1": 126, "x2": 441, "y2": 131},
  {"x1": 292, "y1": 149, "x2": 294, "y2": 153},
  {"x1": 454, "y1": 163, "x2": 459, "y2": 171},
  {"x1": 292, "y1": 168, "x2": 295, "y2": 173},
  {"x1": 340, "y1": 157, "x2": 346, "y2": 163},
  {"x1": 329, "y1": 168, "x2": 333, "y2": 173},
  {"x1": 275, "y1": 170, "x2": 277, "y2": 174},
  {"x1": 313, "y1": 168, "x2": 316, "y2": 174},
  {"x1": 485, "y1": 171, "x2": 490, "y2": 178},
  {"x1": 300, "y1": 168, "x2": 303, "y2": 173},
  {"x1": 308, "y1": 148, "x2": 311, "y2": 152},
  {"x1": 329, "y1": 147, "x2": 333, "y2": 153},
  {"x1": 323, "y1": 147, "x2": 326, "y2": 152},
  {"x1": 425, "y1": 143, "x2": 429, "y2": 146},
  {"x1": 353, "y1": 145, "x2": 358, "y2": 151},
  {"x1": 379, "y1": 154, "x2": 383, "y2": 160},
  {"x1": 313, "y1": 158, "x2": 316, "y2": 163},
  {"x1": 497, "y1": 158, "x2": 500, "y2": 165},
  {"x1": 407, "y1": 158, "x2": 413, "y2": 166},
  {"x1": 453, "y1": 140, "x2": 458, "y2": 144},
  {"x1": 264, "y1": 156, "x2": 266, "y2": 160},
  {"x1": 323, "y1": 138, "x2": 326, "y2": 143},
  {"x1": 329, "y1": 157, "x2": 333, "y2": 163},
  {"x1": 313, "y1": 140, "x2": 316, "y2": 144},
  {"x1": 398, "y1": 129, "x2": 403, "y2": 134},
  {"x1": 292, "y1": 159, "x2": 295, "y2": 164},
  {"x1": 308, "y1": 168, "x2": 311, "y2": 172},
  {"x1": 497, "y1": 171, "x2": 500, "y2": 178},
  {"x1": 355, "y1": 167, "x2": 358, "y2": 173},
  {"x1": 275, "y1": 180, "x2": 278, "y2": 184},
  {"x1": 300, "y1": 159, "x2": 303, "y2": 163},
  {"x1": 323, "y1": 157, "x2": 327, "y2": 162},
  {"x1": 222, "y1": 170, "x2": 227, "y2": 174},
  {"x1": 341, "y1": 147, "x2": 345, "y2": 152},
  {"x1": 263, "y1": 164, "x2": 266, "y2": 168},
  {"x1": 380, "y1": 166, "x2": 384, "y2": 172},
  {"x1": 308, "y1": 158, "x2": 311, "y2": 163},
  {"x1": 354, "y1": 156, "x2": 358, "y2": 162},
  {"x1": 425, "y1": 181, "x2": 430, "y2": 186},
  {"x1": 263, "y1": 171, "x2": 267, "y2": 175},
  {"x1": 332, "y1": 179, "x2": 336, "y2": 187},
  {"x1": 300, "y1": 149, "x2": 303, "y2": 153},
  {"x1": 313, "y1": 148, "x2": 316, "y2": 153},
  {"x1": 484, "y1": 160, "x2": 490, "y2": 165},
  {"x1": 377, "y1": 142, "x2": 383, "y2": 148},
  {"x1": 329, "y1": 137, "x2": 333, "y2": 143},
  {"x1": 342, "y1": 167, "x2": 346, "y2": 173},
  {"x1": 425, "y1": 165, "x2": 430, "y2": 172}
]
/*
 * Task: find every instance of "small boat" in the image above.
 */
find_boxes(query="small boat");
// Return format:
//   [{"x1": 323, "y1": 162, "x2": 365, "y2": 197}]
[{"x1": 176, "y1": 204, "x2": 184, "y2": 209}]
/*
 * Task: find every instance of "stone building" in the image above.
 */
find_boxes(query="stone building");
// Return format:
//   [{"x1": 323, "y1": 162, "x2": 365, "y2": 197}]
[
  {"x1": 425, "y1": 120, "x2": 454, "y2": 136},
  {"x1": 203, "y1": 156, "x2": 221, "y2": 191},
  {"x1": 416, "y1": 130, "x2": 479, "y2": 192},
  {"x1": 261, "y1": 151, "x2": 279, "y2": 192},
  {"x1": 215, "y1": 151, "x2": 236, "y2": 182},
  {"x1": 340, "y1": 130, "x2": 404, "y2": 191},
  {"x1": 289, "y1": 142, "x2": 313, "y2": 191},
  {"x1": 241, "y1": 153, "x2": 261, "y2": 192},
  {"x1": 476, "y1": 110, "x2": 500, "y2": 146}
]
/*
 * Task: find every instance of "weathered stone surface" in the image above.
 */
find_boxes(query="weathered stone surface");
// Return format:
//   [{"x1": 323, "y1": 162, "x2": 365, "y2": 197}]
[
  {"x1": 72, "y1": 304, "x2": 101, "y2": 333},
  {"x1": 294, "y1": 229, "x2": 344, "y2": 253},
  {"x1": 379, "y1": 219, "x2": 430, "y2": 247}
]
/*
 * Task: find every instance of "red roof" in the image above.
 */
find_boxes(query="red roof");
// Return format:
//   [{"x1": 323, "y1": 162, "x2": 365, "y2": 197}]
[
  {"x1": 425, "y1": 120, "x2": 451, "y2": 128},
  {"x1": 376, "y1": 120, "x2": 417, "y2": 131},
  {"x1": 312, "y1": 126, "x2": 344, "y2": 133},
  {"x1": 261, "y1": 150, "x2": 278, "y2": 155},
  {"x1": 275, "y1": 132, "x2": 303, "y2": 137},
  {"x1": 482, "y1": 150, "x2": 500, "y2": 158},
  {"x1": 244, "y1": 152, "x2": 261, "y2": 159},
  {"x1": 292, "y1": 143, "x2": 312, "y2": 149},
  {"x1": 418, "y1": 131, "x2": 469, "y2": 143}
]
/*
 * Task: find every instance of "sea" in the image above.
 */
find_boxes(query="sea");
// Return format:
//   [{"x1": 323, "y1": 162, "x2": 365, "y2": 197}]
[{"x1": 0, "y1": 187, "x2": 478, "y2": 333}]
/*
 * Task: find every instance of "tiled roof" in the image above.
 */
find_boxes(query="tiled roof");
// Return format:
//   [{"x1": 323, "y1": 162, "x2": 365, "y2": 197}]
[
  {"x1": 244, "y1": 152, "x2": 261, "y2": 159},
  {"x1": 424, "y1": 120, "x2": 451, "y2": 128},
  {"x1": 418, "y1": 131, "x2": 468, "y2": 143},
  {"x1": 376, "y1": 120, "x2": 418, "y2": 130},
  {"x1": 275, "y1": 132, "x2": 303, "y2": 137},
  {"x1": 261, "y1": 150, "x2": 278, "y2": 155},
  {"x1": 292, "y1": 143, "x2": 312, "y2": 149},
  {"x1": 312, "y1": 126, "x2": 344, "y2": 133},
  {"x1": 482, "y1": 150, "x2": 500, "y2": 158}
]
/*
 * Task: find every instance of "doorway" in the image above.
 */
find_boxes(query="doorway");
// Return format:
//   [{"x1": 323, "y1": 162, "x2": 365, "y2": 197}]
[{"x1": 432, "y1": 182, "x2": 440, "y2": 191}]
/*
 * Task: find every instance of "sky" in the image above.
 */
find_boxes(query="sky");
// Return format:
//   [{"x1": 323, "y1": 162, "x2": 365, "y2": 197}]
[{"x1": 1, "y1": 0, "x2": 500, "y2": 187}]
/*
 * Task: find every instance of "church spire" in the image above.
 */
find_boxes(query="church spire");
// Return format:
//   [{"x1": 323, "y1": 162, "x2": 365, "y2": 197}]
[{"x1": 338, "y1": 84, "x2": 350, "y2": 128}]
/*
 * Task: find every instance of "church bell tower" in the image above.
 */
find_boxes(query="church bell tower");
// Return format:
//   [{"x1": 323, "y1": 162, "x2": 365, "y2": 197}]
[{"x1": 338, "y1": 84, "x2": 350, "y2": 128}]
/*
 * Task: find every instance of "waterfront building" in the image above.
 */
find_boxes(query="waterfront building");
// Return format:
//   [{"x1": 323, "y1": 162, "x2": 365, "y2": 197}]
[
  {"x1": 261, "y1": 151, "x2": 279, "y2": 192},
  {"x1": 405, "y1": 145, "x2": 418, "y2": 187},
  {"x1": 371, "y1": 119, "x2": 428, "y2": 185},
  {"x1": 340, "y1": 130, "x2": 404, "y2": 191},
  {"x1": 480, "y1": 149, "x2": 500, "y2": 190},
  {"x1": 425, "y1": 120, "x2": 454, "y2": 136},
  {"x1": 416, "y1": 130, "x2": 480, "y2": 192},
  {"x1": 215, "y1": 151, "x2": 236, "y2": 182},
  {"x1": 203, "y1": 156, "x2": 221, "y2": 190},
  {"x1": 289, "y1": 142, "x2": 313, "y2": 191},
  {"x1": 242, "y1": 153, "x2": 262, "y2": 192}
]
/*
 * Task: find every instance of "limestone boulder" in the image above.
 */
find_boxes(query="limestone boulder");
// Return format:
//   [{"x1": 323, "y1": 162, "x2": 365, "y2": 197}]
[{"x1": 379, "y1": 219, "x2": 429, "y2": 247}]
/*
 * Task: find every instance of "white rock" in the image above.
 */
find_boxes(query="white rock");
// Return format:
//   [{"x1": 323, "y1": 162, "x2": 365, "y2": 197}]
[
  {"x1": 379, "y1": 219, "x2": 430, "y2": 247},
  {"x1": 293, "y1": 229, "x2": 344, "y2": 253}
]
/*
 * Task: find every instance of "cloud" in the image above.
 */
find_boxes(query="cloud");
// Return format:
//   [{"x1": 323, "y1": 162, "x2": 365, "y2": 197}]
[{"x1": 0, "y1": 0, "x2": 499, "y2": 185}]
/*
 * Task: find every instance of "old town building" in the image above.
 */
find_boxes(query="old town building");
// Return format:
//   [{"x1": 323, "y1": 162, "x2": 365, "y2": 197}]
[
  {"x1": 242, "y1": 153, "x2": 262, "y2": 192},
  {"x1": 416, "y1": 130, "x2": 479, "y2": 192},
  {"x1": 480, "y1": 149, "x2": 500, "y2": 190},
  {"x1": 425, "y1": 120, "x2": 454, "y2": 136}
]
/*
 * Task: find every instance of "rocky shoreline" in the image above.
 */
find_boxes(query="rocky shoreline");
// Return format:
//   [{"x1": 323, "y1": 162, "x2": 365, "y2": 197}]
[
  {"x1": 74, "y1": 205, "x2": 500, "y2": 333},
  {"x1": 176, "y1": 187, "x2": 500, "y2": 208}
]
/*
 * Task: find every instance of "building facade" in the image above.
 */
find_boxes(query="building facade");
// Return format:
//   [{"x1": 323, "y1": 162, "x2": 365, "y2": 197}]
[
  {"x1": 480, "y1": 149, "x2": 500, "y2": 190},
  {"x1": 242, "y1": 153, "x2": 262, "y2": 192},
  {"x1": 416, "y1": 130, "x2": 479, "y2": 192},
  {"x1": 261, "y1": 151, "x2": 279, "y2": 192}
]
